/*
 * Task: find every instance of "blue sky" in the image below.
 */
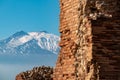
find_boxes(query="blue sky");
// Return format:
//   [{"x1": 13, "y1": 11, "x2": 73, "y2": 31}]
[{"x1": 0, "y1": 0, "x2": 60, "y2": 39}]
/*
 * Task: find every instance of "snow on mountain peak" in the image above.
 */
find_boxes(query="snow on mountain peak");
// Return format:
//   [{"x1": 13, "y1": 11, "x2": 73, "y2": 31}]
[
  {"x1": 28, "y1": 32, "x2": 39, "y2": 36},
  {"x1": 0, "y1": 31, "x2": 60, "y2": 55},
  {"x1": 28, "y1": 31, "x2": 60, "y2": 54},
  {"x1": 19, "y1": 35, "x2": 32, "y2": 43}
]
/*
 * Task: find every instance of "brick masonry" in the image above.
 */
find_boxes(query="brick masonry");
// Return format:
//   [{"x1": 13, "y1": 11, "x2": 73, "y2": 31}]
[
  {"x1": 53, "y1": 0, "x2": 120, "y2": 80},
  {"x1": 16, "y1": 66, "x2": 53, "y2": 80}
]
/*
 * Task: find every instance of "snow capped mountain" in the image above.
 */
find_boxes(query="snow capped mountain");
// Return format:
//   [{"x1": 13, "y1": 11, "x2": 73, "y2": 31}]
[{"x1": 0, "y1": 31, "x2": 60, "y2": 55}]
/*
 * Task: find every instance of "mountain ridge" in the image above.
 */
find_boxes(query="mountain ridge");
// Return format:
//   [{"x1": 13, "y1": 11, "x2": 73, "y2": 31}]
[{"x1": 0, "y1": 31, "x2": 60, "y2": 55}]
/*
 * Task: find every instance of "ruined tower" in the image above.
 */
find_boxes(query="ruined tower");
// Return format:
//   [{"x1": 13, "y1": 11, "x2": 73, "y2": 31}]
[{"x1": 54, "y1": 0, "x2": 120, "y2": 80}]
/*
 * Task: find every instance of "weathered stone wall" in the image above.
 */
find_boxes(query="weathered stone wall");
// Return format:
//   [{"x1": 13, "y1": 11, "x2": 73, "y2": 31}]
[
  {"x1": 16, "y1": 66, "x2": 53, "y2": 80},
  {"x1": 54, "y1": 0, "x2": 120, "y2": 80},
  {"x1": 91, "y1": 0, "x2": 120, "y2": 80},
  {"x1": 53, "y1": 0, "x2": 93, "y2": 80}
]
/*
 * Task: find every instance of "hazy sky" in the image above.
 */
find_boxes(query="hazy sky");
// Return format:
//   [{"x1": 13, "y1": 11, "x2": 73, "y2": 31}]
[{"x1": 0, "y1": 0, "x2": 60, "y2": 39}]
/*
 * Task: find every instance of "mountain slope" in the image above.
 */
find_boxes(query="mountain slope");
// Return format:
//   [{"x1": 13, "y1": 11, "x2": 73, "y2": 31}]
[{"x1": 0, "y1": 31, "x2": 60, "y2": 55}]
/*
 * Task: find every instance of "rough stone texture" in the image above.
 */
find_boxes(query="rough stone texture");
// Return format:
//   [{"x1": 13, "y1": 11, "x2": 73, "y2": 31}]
[
  {"x1": 54, "y1": 0, "x2": 120, "y2": 80},
  {"x1": 16, "y1": 66, "x2": 53, "y2": 80},
  {"x1": 92, "y1": 0, "x2": 120, "y2": 80}
]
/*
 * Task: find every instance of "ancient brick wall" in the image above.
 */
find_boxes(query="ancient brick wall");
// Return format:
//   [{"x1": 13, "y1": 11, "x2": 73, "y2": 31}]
[
  {"x1": 54, "y1": 0, "x2": 120, "y2": 80},
  {"x1": 91, "y1": 0, "x2": 120, "y2": 80},
  {"x1": 53, "y1": 0, "x2": 93, "y2": 80},
  {"x1": 16, "y1": 66, "x2": 53, "y2": 80}
]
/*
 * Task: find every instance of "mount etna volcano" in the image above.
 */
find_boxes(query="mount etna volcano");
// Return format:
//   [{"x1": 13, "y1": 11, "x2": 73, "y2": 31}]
[
  {"x1": 0, "y1": 31, "x2": 60, "y2": 55},
  {"x1": 0, "y1": 31, "x2": 60, "y2": 80}
]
